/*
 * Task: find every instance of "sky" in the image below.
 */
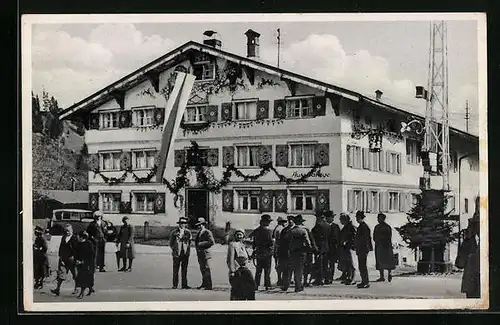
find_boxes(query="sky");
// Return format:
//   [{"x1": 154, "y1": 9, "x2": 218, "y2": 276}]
[{"x1": 30, "y1": 19, "x2": 480, "y2": 134}]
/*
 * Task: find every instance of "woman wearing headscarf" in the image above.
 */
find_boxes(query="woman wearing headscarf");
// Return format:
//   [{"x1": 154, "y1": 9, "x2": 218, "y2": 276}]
[
  {"x1": 116, "y1": 216, "x2": 136, "y2": 272},
  {"x1": 227, "y1": 228, "x2": 256, "y2": 300},
  {"x1": 373, "y1": 213, "x2": 395, "y2": 282},
  {"x1": 33, "y1": 226, "x2": 49, "y2": 289},
  {"x1": 74, "y1": 230, "x2": 95, "y2": 299}
]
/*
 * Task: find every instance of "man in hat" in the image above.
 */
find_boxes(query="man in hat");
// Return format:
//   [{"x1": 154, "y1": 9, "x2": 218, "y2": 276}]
[
  {"x1": 194, "y1": 217, "x2": 215, "y2": 290},
  {"x1": 325, "y1": 210, "x2": 340, "y2": 284},
  {"x1": 287, "y1": 214, "x2": 311, "y2": 292},
  {"x1": 272, "y1": 216, "x2": 287, "y2": 286},
  {"x1": 311, "y1": 211, "x2": 330, "y2": 286},
  {"x1": 354, "y1": 211, "x2": 373, "y2": 289},
  {"x1": 87, "y1": 211, "x2": 107, "y2": 272},
  {"x1": 33, "y1": 226, "x2": 49, "y2": 289},
  {"x1": 250, "y1": 214, "x2": 274, "y2": 290},
  {"x1": 51, "y1": 224, "x2": 78, "y2": 296},
  {"x1": 279, "y1": 215, "x2": 295, "y2": 291},
  {"x1": 169, "y1": 217, "x2": 192, "y2": 289},
  {"x1": 338, "y1": 212, "x2": 356, "y2": 285}
]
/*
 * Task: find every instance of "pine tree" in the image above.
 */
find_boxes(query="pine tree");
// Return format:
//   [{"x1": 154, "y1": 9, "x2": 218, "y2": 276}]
[
  {"x1": 32, "y1": 92, "x2": 43, "y2": 133},
  {"x1": 396, "y1": 189, "x2": 457, "y2": 273}
]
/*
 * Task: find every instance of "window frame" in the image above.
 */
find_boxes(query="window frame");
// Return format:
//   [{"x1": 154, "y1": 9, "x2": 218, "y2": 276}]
[
  {"x1": 235, "y1": 145, "x2": 261, "y2": 168},
  {"x1": 132, "y1": 148, "x2": 157, "y2": 170},
  {"x1": 101, "y1": 192, "x2": 121, "y2": 213},
  {"x1": 99, "y1": 110, "x2": 120, "y2": 129},
  {"x1": 184, "y1": 105, "x2": 208, "y2": 124},
  {"x1": 285, "y1": 96, "x2": 314, "y2": 119},
  {"x1": 193, "y1": 62, "x2": 216, "y2": 81},
  {"x1": 235, "y1": 189, "x2": 261, "y2": 213},
  {"x1": 291, "y1": 190, "x2": 316, "y2": 213},
  {"x1": 132, "y1": 192, "x2": 156, "y2": 214},
  {"x1": 233, "y1": 99, "x2": 258, "y2": 121},
  {"x1": 99, "y1": 150, "x2": 122, "y2": 171},
  {"x1": 406, "y1": 139, "x2": 422, "y2": 165},
  {"x1": 132, "y1": 106, "x2": 155, "y2": 127},
  {"x1": 289, "y1": 143, "x2": 316, "y2": 167},
  {"x1": 388, "y1": 191, "x2": 400, "y2": 212}
]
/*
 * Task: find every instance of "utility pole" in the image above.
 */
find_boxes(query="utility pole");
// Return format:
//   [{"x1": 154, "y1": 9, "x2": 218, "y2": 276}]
[
  {"x1": 422, "y1": 20, "x2": 450, "y2": 192},
  {"x1": 277, "y1": 28, "x2": 281, "y2": 68},
  {"x1": 465, "y1": 100, "x2": 470, "y2": 133}
]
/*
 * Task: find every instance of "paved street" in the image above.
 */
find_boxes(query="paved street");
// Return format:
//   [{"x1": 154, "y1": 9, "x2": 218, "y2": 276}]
[{"x1": 33, "y1": 243, "x2": 464, "y2": 302}]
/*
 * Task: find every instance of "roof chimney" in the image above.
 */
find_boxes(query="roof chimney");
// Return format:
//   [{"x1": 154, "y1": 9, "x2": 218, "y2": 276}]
[
  {"x1": 375, "y1": 89, "x2": 383, "y2": 101},
  {"x1": 245, "y1": 29, "x2": 260, "y2": 59},
  {"x1": 203, "y1": 30, "x2": 221, "y2": 49}
]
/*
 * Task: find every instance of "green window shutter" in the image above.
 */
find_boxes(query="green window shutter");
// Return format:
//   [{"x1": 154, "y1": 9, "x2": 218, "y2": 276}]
[
  {"x1": 274, "y1": 190, "x2": 288, "y2": 212},
  {"x1": 259, "y1": 145, "x2": 273, "y2": 166},
  {"x1": 154, "y1": 107, "x2": 165, "y2": 126},
  {"x1": 222, "y1": 189, "x2": 234, "y2": 212},
  {"x1": 316, "y1": 189, "x2": 330, "y2": 213},
  {"x1": 222, "y1": 146, "x2": 235, "y2": 167},
  {"x1": 256, "y1": 100, "x2": 270, "y2": 120},
  {"x1": 119, "y1": 111, "x2": 132, "y2": 128},
  {"x1": 221, "y1": 102, "x2": 233, "y2": 121},
  {"x1": 379, "y1": 150, "x2": 385, "y2": 172},
  {"x1": 347, "y1": 145, "x2": 353, "y2": 168},
  {"x1": 275, "y1": 144, "x2": 289, "y2": 167},
  {"x1": 174, "y1": 149, "x2": 186, "y2": 167},
  {"x1": 154, "y1": 192, "x2": 166, "y2": 214},
  {"x1": 89, "y1": 113, "x2": 100, "y2": 130},
  {"x1": 120, "y1": 201, "x2": 131, "y2": 213},
  {"x1": 363, "y1": 147, "x2": 370, "y2": 169},
  {"x1": 273, "y1": 99, "x2": 286, "y2": 119},
  {"x1": 314, "y1": 143, "x2": 330, "y2": 166},
  {"x1": 89, "y1": 192, "x2": 99, "y2": 211},
  {"x1": 386, "y1": 152, "x2": 391, "y2": 172},
  {"x1": 397, "y1": 154, "x2": 402, "y2": 174},
  {"x1": 347, "y1": 189, "x2": 353, "y2": 213},
  {"x1": 259, "y1": 190, "x2": 274, "y2": 212},
  {"x1": 206, "y1": 105, "x2": 218, "y2": 122},
  {"x1": 206, "y1": 148, "x2": 219, "y2": 167},
  {"x1": 313, "y1": 96, "x2": 327, "y2": 116}
]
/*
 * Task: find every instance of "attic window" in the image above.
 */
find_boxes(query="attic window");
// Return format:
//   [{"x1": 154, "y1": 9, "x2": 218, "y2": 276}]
[{"x1": 193, "y1": 62, "x2": 215, "y2": 81}]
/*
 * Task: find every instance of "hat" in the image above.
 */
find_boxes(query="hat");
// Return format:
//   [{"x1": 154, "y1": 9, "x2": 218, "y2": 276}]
[
  {"x1": 339, "y1": 212, "x2": 350, "y2": 219},
  {"x1": 260, "y1": 214, "x2": 272, "y2": 223},
  {"x1": 34, "y1": 226, "x2": 43, "y2": 233},
  {"x1": 93, "y1": 211, "x2": 103, "y2": 218},
  {"x1": 122, "y1": 216, "x2": 129, "y2": 222},
  {"x1": 294, "y1": 214, "x2": 306, "y2": 224},
  {"x1": 286, "y1": 215, "x2": 295, "y2": 221},
  {"x1": 234, "y1": 228, "x2": 245, "y2": 235},
  {"x1": 176, "y1": 217, "x2": 189, "y2": 224},
  {"x1": 325, "y1": 210, "x2": 336, "y2": 218},
  {"x1": 195, "y1": 217, "x2": 207, "y2": 226},
  {"x1": 355, "y1": 211, "x2": 366, "y2": 219},
  {"x1": 277, "y1": 216, "x2": 286, "y2": 224}
]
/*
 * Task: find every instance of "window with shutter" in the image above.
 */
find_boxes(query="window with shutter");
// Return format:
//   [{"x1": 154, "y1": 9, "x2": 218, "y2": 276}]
[
  {"x1": 275, "y1": 145, "x2": 289, "y2": 167},
  {"x1": 119, "y1": 110, "x2": 132, "y2": 128},
  {"x1": 259, "y1": 190, "x2": 273, "y2": 212},
  {"x1": 222, "y1": 146, "x2": 235, "y2": 167},
  {"x1": 314, "y1": 143, "x2": 329, "y2": 166},
  {"x1": 379, "y1": 150, "x2": 385, "y2": 172},
  {"x1": 363, "y1": 148, "x2": 370, "y2": 169},
  {"x1": 259, "y1": 145, "x2": 273, "y2": 165},
  {"x1": 222, "y1": 189, "x2": 234, "y2": 212},
  {"x1": 89, "y1": 192, "x2": 99, "y2": 211},
  {"x1": 346, "y1": 145, "x2": 353, "y2": 168},
  {"x1": 89, "y1": 113, "x2": 100, "y2": 130},
  {"x1": 316, "y1": 189, "x2": 330, "y2": 212},
  {"x1": 313, "y1": 96, "x2": 326, "y2": 116},
  {"x1": 380, "y1": 192, "x2": 388, "y2": 212},
  {"x1": 206, "y1": 148, "x2": 219, "y2": 167},
  {"x1": 205, "y1": 105, "x2": 219, "y2": 122},
  {"x1": 274, "y1": 190, "x2": 288, "y2": 212},
  {"x1": 221, "y1": 102, "x2": 233, "y2": 121},
  {"x1": 154, "y1": 192, "x2": 166, "y2": 214},
  {"x1": 399, "y1": 193, "x2": 406, "y2": 212},
  {"x1": 256, "y1": 100, "x2": 270, "y2": 120},
  {"x1": 386, "y1": 152, "x2": 391, "y2": 172}
]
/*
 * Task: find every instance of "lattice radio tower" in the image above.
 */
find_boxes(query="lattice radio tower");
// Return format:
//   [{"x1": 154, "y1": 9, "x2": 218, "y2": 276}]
[{"x1": 422, "y1": 21, "x2": 450, "y2": 191}]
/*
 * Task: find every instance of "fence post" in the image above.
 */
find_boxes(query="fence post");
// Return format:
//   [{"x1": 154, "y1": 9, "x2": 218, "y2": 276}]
[{"x1": 144, "y1": 221, "x2": 150, "y2": 241}]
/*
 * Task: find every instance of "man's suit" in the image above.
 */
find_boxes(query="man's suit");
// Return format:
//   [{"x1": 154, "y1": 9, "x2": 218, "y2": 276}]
[
  {"x1": 355, "y1": 221, "x2": 373, "y2": 285},
  {"x1": 288, "y1": 225, "x2": 311, "y2": 292},
  {"x1": 311, "y1": 220, "x2": 330, "y2": 284},
  {"x1": 195, "y1": 227, "x2": 215, "y2": 289},
  {"x1": 251, "y1": 225, "x2": 274, "y2": 288},
  {"x1": 87, "y1": 220, "x2": 106, "y2": 270},
  {"x1": 170, "y1": 227, "x2": 192, "y2": 288}
]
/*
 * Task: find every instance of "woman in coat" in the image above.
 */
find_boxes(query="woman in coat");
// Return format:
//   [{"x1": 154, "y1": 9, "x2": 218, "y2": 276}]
[
  {"x1": 74, "y1": 230, "x2": 95, "y2": 299},
  {"x1": 373, "y1": 213, "x2": 396, "y2": 282},
  {"x1": 227, "y1": 228, "x2": 256, "y2": 300},
  {"x1": 338, "y1": 213, "x2": 356, "y2": 285},
  {"x1": 117, "y1": 216, "x2": 135, "y2": 272},
  {"x1": 456, "y1": 213, "x2": 480, "y2": 298},
  {"x1": 33, "y1": 226, "x2": 49, "y2": 289}
]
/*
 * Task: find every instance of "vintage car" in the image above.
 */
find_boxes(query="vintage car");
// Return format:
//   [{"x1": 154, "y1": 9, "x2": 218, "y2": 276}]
[{"x1": 46, "y1": 209, "x2": 117, "y2": 243}]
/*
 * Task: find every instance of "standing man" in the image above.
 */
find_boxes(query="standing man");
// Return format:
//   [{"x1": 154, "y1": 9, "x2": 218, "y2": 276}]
[
  {"x1": 87, "y1": 211, "x2": 107, "y2": 272},
  {"x1": 311, "y1": 211, "x2": 330, "y2": 286},
  {"x1": 33, "y1": 226, "x2": 49, "y2": 289},
  {"x1": 338, "y1": 212, "x2": 356, "y2": 285},
  {"x1": 326, "y1": 210, "x2": 340, "y2": 284},
  {"x1": 51, "y1": 224, "x2": 78, "y2": 296},
  {"x1": 116, "y1": 216, "x2": 135, "y2": 272},
  {"x1": 354, "y1": 211, "x2": 373, "y2": 289},
  {"x1": 457, "y1": 212, "x2": 480, "y2": 298},
  {"x1": 169, "y1": 217, "x2": 192, "y2": 289},
  {"x1": 279, "y1": 215, "x2": 295, "y2": 291},
  {"x1": 194, "y1": 217, "x2": 215, "y2": 290},
  {"x1": 303, "y1": 219, "x2": 318, "y2": 287},
  {"x1": 288, "y1": 214, "x2": 311, "y2": 293},
  {"x1": 251, "y1": 214, "x2": 274, "y2": 290},
  {"x1": 272, "y1": 216, "x2": 287, "y2": 286},
  {"x1": 373, "y1": 213, "x2": 395, "y2": 282}
]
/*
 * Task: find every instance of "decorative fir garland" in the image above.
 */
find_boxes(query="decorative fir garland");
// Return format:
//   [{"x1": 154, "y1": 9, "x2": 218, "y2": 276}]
[
  {"x1": 92, "y1": 169, "x2": 129, "y2": 185},
  {"x1": 256, "y1": 77, "x2": 281, "y2": 89},
  {"x1": 181, "y1": 118, "x2": 285, "y2": 136}
]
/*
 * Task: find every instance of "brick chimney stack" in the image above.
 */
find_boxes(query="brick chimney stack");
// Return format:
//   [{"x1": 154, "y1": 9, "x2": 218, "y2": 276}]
[{"x1": 245, "y1": 29, "x2": 260, "y2": 59}]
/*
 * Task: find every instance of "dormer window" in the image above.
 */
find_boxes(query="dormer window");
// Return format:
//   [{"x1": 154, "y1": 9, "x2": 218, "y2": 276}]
[{"x1": 192, "y1": 53, "x2": 215, "y2": 81}]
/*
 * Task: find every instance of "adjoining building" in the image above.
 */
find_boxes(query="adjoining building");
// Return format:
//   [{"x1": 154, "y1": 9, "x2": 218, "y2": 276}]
[{"x1": 59, "y1": 30, "x2": 479, "y2": 267}]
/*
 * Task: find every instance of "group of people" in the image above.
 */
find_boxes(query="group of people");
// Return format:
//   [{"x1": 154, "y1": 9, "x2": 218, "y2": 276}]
[{"x1": 33, "y1": 213, "x2": 137, "y2": 299}]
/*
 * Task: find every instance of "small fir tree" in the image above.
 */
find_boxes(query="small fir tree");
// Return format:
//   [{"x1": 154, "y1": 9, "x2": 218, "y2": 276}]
[{"x1": 396, "y1": 189, "x2": 457, "y2": 273}]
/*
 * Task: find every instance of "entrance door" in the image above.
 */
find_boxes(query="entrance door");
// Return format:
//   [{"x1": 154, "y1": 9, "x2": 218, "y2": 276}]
[{"x1": 186, "y1": 189, "x2": 209, "y2": 229}]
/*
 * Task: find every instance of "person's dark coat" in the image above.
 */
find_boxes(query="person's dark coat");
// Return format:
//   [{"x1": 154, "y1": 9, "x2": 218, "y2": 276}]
[
  {"x1": 373, "y1": 222, "x2": 395, "y2": 270},
  {"x1": 338, "y1": 221, "x2": 356, "y2": 272},
  {"x1": 289, "y1": 225, "x2": 312, "y2": 254},
  {"x1": 87, "y1": 220, "x2": 106, "y2": 242},
  {"x1": 328, "y1": 222, "x2": 341, "y2": 261},
  {"x1": 312, "y1": 221, "x2": 330, "y2": 254},
  {"x1": 75, "y1": 239, "x2": 95, "y2": 288},
  {"x1": 169, "y1": 228, "x2": 192, "y2": 258},
  {"x1": 58, "y1": 234, "x2": 78, "y2": 261},
  {"x1": 457, "y1": 236, "x2": 480, "y2": 298},
  {"x1": 230, "y1": 266, "x2": 256, "y2": 300},
  {"x1": 277, "y1": 225, "x2": 293, "y2": 258},
  {"x1": 355, "y1": 221, "x2": 373, "y2": 255},
  {"x1": 117, "y1": 224, "x2": 136, "y2": 259},
  {"x1": 251, "y1": 225, "x2": 274, "y2": 258},
  {"x1": 33, "y1": 236, "x2": 49, "y2": 279},
  {"x1": 195, "y1": 227, "x2": 215, "y2": 259}
]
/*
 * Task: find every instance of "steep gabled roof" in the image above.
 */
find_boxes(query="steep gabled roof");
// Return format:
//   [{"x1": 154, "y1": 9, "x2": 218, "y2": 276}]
[{"x1": 58, "y1": 41, "x2": 478, "y2": 141}]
